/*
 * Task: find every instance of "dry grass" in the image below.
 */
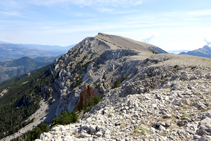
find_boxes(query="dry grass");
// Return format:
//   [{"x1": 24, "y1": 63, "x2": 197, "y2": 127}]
[
  {"x1": 181, "y1": 111, "x2": 190, "y2": 118},
  {"x1": 120, "y1": 123, "x2": 126, "y2": 129},
  {"x1": 74, "y1": 133, "x2": 80, "y2": 138}
]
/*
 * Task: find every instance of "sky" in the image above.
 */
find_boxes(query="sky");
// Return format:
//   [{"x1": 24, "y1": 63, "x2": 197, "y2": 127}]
[{"x1": 0, "y1": 0, "x2": 211, "y2": 52}]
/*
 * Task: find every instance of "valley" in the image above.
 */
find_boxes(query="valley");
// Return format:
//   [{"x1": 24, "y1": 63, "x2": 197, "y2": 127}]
[{"x1": 0, "y1": 57, "x2": 52, "y2": 82}]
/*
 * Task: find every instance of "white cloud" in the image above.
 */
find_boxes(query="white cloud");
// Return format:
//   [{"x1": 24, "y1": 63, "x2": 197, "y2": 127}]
[
  {"x1": 186, "y1": 9, "x2": 211, "y2": 17},
  {"x1": 204, "y1": 38, "x2": 211, "y2": 45},
  {"x1": 95, "y1": 8, "x2": 113, "y2": 13},
  {"x1": 0, "y1": 11, "x2": 22, "y2": 16},
  {"x1": 24, "y1": 0, "x2": 144, "y2": 7},
  {"x1": 140, "y1": 33, "x2": 157, "y2": 43},
  {"x1": 133, "y1": 1, "x2": 143, "y2": 6}
]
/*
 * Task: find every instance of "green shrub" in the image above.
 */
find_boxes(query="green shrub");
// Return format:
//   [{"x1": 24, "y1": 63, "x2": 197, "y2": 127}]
[
  {"x1": 111, "y1": 75, "x2": 128, "y2": 89},
  {"x1": 112, "y1": 81, "x2": 120, "y2": 89},
  {"x1": 81, "y1": 96, "x2": 100, "y2": 113},
  {"x1": 191, "y1": 66, "x2": 196, "y2": 69},
  {"x1": 174, "y1": 65, "x2": 179, "y2": 68},
  {"x1": 91, "y1": 96, "x2": 100, "y2": 106},
  {"x1": 94, "y1": 83, "x2": 100, "y2": 88},
  {"x1": 120, "y1": 75, "x2": 129, "y2": 83},
  {"x1": 51, "y1": 109, "x2": 78, "y2": 127}
]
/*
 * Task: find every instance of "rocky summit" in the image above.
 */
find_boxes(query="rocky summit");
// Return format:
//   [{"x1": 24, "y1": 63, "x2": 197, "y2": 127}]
[{"x1": 35, "y1": 33, "x2": 211, "y2": 141}]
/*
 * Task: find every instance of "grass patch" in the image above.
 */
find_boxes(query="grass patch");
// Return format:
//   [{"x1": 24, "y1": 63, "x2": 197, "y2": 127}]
[
  {"x1": 140, "y1": 127, "x2": 147, "y2": 134},
  {"x1": 181, "y1": 111, "x2": 190, "y2": 118},
  {"x1": 134, "y1": 127, "x2": 147, "y2": 135},
  {"x1": 74, "y1": 133, "x2": 80, "y2": 138},
  {"x1": 120, "y1": 123, "x2": 126, "y2": 129},
  {"x1": 140, "y1": 98, "x2": 143, "y2": 103}
]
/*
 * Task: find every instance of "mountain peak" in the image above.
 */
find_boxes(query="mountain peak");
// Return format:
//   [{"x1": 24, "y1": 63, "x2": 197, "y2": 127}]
[
  {"x1": 202, "y1": 45, "x2": 211, "y2": 49},
  {"x1": 95, "y1": 33, "x2": 166, "y2": 54},
  {"x1": 179, "y1": 45, "x2": 211, "y2": 58},
  {"x1": 98, "y1": 32, "x2": 107, "y2": 36},
  {"x1": 201, "y1": 45, "x2": 211, "y2": 53}
]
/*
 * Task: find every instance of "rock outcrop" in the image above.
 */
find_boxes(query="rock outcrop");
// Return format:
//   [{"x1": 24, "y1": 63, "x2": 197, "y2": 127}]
[{"x1": 36, "y1": 33, "x2": 211, "y2": 141}]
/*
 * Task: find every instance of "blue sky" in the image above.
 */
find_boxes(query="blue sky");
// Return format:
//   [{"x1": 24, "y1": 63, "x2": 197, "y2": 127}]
[{"x1": 0, "y1": 0, "x2": 211, "y2": 52}]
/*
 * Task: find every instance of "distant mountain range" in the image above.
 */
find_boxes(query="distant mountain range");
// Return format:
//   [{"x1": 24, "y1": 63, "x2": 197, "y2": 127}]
[
  {"x1": 0, "y1": 42, "x2": 74, "y2": 62},
  {"x1": 0, "y1": 56, "x2": 55, "y2": 82},
  {"x1": 168, "y1": 50, "x2": 190, "y2": 54},
  {"x1": 179, "y1": 45, "x2": 211, "y2": 58}
]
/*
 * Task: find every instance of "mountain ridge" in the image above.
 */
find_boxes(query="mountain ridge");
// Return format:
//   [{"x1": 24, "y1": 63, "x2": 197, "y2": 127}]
[
  {"x1": 179, "y1": 45, "x2": 211, "y2": 58},
  {"x1": 36, "y1": 33, "x2": 211, "y2": 141},
  {"x1": 1, "y1": 33, "x2": 211, "y2": 141},
  {"x1": 1, "y1": 33, "x2": 167, "y2": 140}
]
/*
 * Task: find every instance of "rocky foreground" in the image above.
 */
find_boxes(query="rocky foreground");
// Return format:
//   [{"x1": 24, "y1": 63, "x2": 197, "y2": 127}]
[{"x1": 36, "y1": 33, "x2": 211, "y2": 141}]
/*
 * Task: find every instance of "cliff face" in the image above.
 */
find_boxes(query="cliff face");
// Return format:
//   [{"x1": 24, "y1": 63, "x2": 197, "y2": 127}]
[
  {"x1": 49, "y1": 33, "x2": 166, "y2": 117},
  {"x1": 33, "y1": 33, "x2": 211, "y2": 140}
]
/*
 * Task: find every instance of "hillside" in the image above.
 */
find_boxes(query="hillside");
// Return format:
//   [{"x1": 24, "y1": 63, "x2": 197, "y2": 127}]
[
  {"x1": 1, "y1": 33, "x2": 211, "y2": 141},
  {"x1": 0, "y1": 42, "x2": 73, "y2": 62},
  {"x1": 34, "y1": 56, "x2": 59, "y2": 63},
  {"x1": 0, "y1": 57, "x2": 51, "y2": 82},
  {"x1": 0, "y1": 64, "x2": 54, "y2": 140},
  {"x1": 0, "y1": 64, "x2": 51, "y2": 89},
  {"x1": 180, "y1": 45, "x2": 211, "y2": 58}
]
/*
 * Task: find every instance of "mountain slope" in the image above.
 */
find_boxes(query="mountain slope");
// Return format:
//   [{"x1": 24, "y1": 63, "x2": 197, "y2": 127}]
[
  {"x1": 1, "y1": 33, "x2": 166, "y2": 140},
  {"x1": 179, "y1": 45, "x2": 211, "y2": 58},
  {"x1": 0, "y1": 57, "x2": 51, "y2": 82},
  {"x1": 0, "y1": 65, "x2": 54, "y2": 139},
  {"x1": 0, "y1": 64, "x2": 51, "y2": 89},
  {"x1": 49, "y1": 33, "x2": 168, "y2": 117},
  {"x1": 38, "y1": 33, "x2": 211, "y2": 141},
  {"x1": 2, "y1": 33, "x2": 211, "y2": 141}
]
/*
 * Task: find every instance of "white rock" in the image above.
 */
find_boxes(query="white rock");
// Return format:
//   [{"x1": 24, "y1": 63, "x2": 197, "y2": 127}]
[{"x1": 96, "y1": 131, "x2": 103, "y2": 137}]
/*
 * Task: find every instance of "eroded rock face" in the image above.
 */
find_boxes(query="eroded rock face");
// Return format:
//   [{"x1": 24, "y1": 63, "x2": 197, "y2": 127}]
[{"x1": 37, "y1": 33, "x2": 211, "y2": 141}]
